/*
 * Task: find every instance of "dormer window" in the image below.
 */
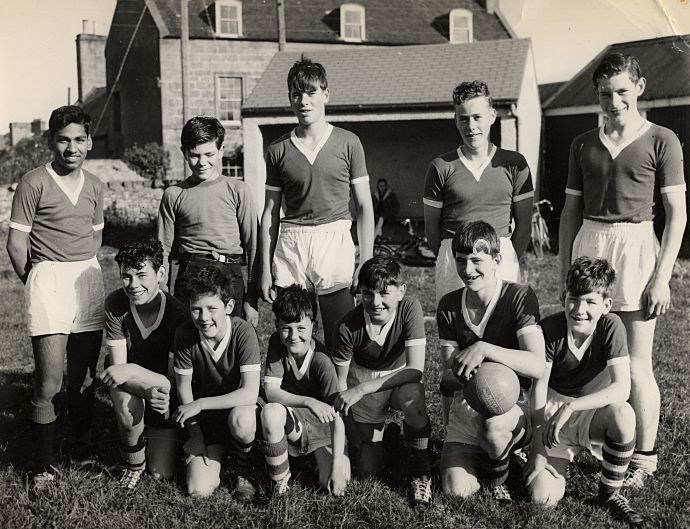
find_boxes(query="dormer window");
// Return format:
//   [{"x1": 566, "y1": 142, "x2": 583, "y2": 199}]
[
  {"x1": 449, "y1": 8, "x2": 472, "y2": 43},
  {"x1": 216, "y1": 0, "x2": 242, "y2": 37},
  {"x1": 340, "y1": 4, "x2": 365, "y2": 42}
]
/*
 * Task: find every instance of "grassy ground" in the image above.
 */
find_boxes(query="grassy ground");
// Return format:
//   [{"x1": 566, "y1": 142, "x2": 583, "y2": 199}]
[{"x1": 0, "y1": 232, "x2": 688, "y2": 528}]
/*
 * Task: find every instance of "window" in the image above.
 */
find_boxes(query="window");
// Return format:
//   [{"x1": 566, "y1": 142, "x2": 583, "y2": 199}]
[
  {"x1": 215, "y1": 0, "x2": 242, "y2": 37},
  {"x1": 340, "y1": 4, "x2": 365, "y2": 41},
  {"x1": 216, "y1": 76, "x2": 243, "y2": 125},
  {"x1": 449, "y1": 8, "x2": 473, "y2": 43},
  {"x1": 222, "y1": 157, "x2": 244, "y2": 179}
]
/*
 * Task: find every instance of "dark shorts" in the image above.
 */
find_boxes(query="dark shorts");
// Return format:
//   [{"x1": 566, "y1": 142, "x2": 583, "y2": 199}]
[{"x1": 174, "y1": 254, "x2": 244, "y2": 316}]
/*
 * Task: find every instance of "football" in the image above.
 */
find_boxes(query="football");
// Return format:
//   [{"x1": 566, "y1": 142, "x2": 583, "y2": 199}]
[{"x1": 463, "y1": 362, "x2": 520, "y2": 417}]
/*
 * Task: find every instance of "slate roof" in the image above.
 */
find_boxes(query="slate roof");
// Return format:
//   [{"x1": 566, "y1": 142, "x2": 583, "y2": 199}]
[
  {"x1": 243, "y1": 39, "x2": 530, "y2": 114},
  {"x1": 546, "y1": 34, "x2": 690, "y2": 110},
  {"x1": 147, "y1": 0, "x2": 510, "y2": 44},
  {"x1": 538, "y1": 82, "x2": 565, "y2": 104}
]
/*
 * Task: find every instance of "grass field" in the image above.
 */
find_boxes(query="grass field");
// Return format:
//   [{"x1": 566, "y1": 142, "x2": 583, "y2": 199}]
[{"x1": 0, "y1": 232, "x2": 688, "y2": 528}]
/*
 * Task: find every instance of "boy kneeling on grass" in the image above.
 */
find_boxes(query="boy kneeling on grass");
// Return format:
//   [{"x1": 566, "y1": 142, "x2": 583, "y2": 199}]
[
  {"x1": 260, "y1": 285, "x2": 350, "y2": 496},
  {"x1": 525, "y1": 257, "x2": 644, "y2": 527},
  {"x1": 100, "y1": 239, "x2": 188, "y2": 489},
  {"x1": 172, "y1": 267, "x2": 261, "y2": 500},
  {"x1": 332, "y1": 256, "x2": 432, "y2": 509}
]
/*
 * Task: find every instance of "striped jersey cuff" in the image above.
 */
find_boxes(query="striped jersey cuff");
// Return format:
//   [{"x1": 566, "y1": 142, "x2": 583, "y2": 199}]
[
  {"x1": 660, "y1": 183, "x2": 686, "y2": 194},
  {"x1": 332, "y1": 358, "x2": 351, "y2": 367},
  {"x1": 607, "y1": 356, "x2": 630, "y2": 366},
  {"x1": 513, "y1": 190, "x2": 535, "y2": 203},
  {"x1": 105, "y1": 338, "x2": 127, "y2": 347},
  {"x1": 240, "y1": 364, "x2": 261, "y2": 373},
  {"x1": 92, "y1": 222, "x2": 104, "y2": 231},
  {"x1": 516, "y1": 324, "x2": 542, "y2": 338},
  {"x1": 174, "y1": 367, "x2": 193, "y2": 376},
  {"x1": 9, "y1": 221, "x2": 31, "y2": 233},
  {"x1": 565, "y1": 188, "x2": 583, "y2": 196},
  {"x1": 423, "y1": 197, "x2": 442, "y2": 209},
  {"x1": 263, "y1": 376, "x2": 282, "y2": 385},
  {"x1": 405, "y1": 338, "x2": 426, "y2": 347},
  {"x1": 351, "y1": 175, "x2": 369, "y2": 185},
  {"x1": 265, "y1": 184, "x2": 282, "y2": 192},
  {"x1": 439, "y1": 339, "x2": 458, "y2": 347}
]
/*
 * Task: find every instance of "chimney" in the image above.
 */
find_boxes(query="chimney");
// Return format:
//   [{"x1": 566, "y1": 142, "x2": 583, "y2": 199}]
[
  {"x1": 486, "y1": 0, "x2": 498, "y2": 14},
  {"x1": 76, "y1": 20, "x2": 106, "y2": 102}
]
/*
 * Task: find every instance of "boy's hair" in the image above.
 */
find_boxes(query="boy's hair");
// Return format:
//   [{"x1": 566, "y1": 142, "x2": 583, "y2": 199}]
[
  {"x1": 358, "y1": 256, "x2": 403, "y2": 292},
  {"x1": 452, "y1": 80, "x2": 493, "y2": 107},
  {"x1": 287, "y1": 55, "x2": 328, "y2": 92},
  {"x1": 115, "y1": 238, "x2": 164, "y2": 271},
  {"x1": 180, "y1": 116, "x2": 225, "y2": 151},
  {"x1": 49, "y1": 105, "x2": 91, "y2": 137},
  {"x1": 452, "y1": 220, "x2": 501, "y2": 257},
  {"x1": 592, "y1": 53, "x2": 642, "y2": 89},
  {"x1": 566, "y1": 257, "x2": 616, "y2": 298},
  {"x1": 185, "y1": 266, "x2": 234, "y2": 305},
  {"x1": 272, "y1": 284, "x2": 318, "y2": 324}
]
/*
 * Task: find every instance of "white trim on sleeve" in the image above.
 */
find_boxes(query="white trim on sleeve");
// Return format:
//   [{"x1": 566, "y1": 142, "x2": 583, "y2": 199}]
[
  {"x1": 660, "y1": 183, "x2": 687, "y2": 194},
  {"x1": 405, "y1": 338, "x2": 426, "y2": 347},
  {"x1": 439, "y1": 339, "x2": 459, "y2": 347},
  {"x1": 332, "y1": 358, "x2": 351, "y2": 367},
  {"x1": 174, "y1": 367, "x2": 193, "y2": 376},
  {"x1": 422, "y1": 197, "x2": 443, "y2": 209},
  {"x1": 9, "y1": 221, "x2": 31, "y2": 233},
  {"x1": 351, "y1": 175, "x2": 370, "y2": 185},
  {"x1": 513, "y1": 190, "x2": 535, "y2": 203},
  {"x1": 105, "y1": 338, "x2": 127, "y2": 347},
  {"x1": 92, "y1": 222, "x2": 104, "y2": 231},
  {"x1": 516, "y1": 324, "x2": 542, "y2": 338},
  {"x1": 263, "y1": 376, "x2": 283, "y2": 385},
  {"x1": 240, "y1": 364, "x2": 261, "y2": 373},
  {"x1": 265, "y1": 184, "x2": 282, "y2": 192},
  {"x1": 565, "y1": 188, "x2": 583, "y2": 196},
  {"x1": 607, "y1": 356, "x2": 630, "y2": 366}
]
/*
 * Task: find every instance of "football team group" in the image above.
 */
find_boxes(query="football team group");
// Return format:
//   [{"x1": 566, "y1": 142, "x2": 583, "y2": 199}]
[{"x1": 7, "y1": 51, "x2": 685, "y2": 527}]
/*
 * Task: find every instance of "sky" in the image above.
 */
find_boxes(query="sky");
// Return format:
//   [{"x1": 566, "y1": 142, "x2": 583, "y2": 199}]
[{"x1": 1, "y1": 0, "x2": 689, "y2": 134}]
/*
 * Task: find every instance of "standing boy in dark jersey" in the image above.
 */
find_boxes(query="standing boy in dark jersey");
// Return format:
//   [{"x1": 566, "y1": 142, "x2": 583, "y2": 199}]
[
  {"x1": 7, "y1": 106, "x2": 105, "y2": 488},
  {"x1": 158, "y1": 116, "x2": 259, "y2": 325},
  {"x1": 260, "y1": 56, "x2": 374, "y2": 348}
]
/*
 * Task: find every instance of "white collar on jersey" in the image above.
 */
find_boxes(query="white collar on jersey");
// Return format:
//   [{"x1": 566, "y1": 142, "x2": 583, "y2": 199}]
[
  {"x1": 130, "y1": 291, "x2": 166, "y2": 340},
  {"x1": 45, "y1": 163, "x2": 84, "y2": 207},
  {"x1": 200, "y1": 316, "x2": 233, "y2": 363},
  {"x1": 461, "y1": 278, "x2": 503, "y2": 339},
  {"x1": 457, "y1": 144, "x2": 497, "y2": 182},
  {"x1": 567, "y1": 328, "x2": 595, "y2": 362},
  {"x1": 290, "y1": 123, "x2": 334, "y2": 165},
  {"x1": 288, "y1": 342, "x2": 316, "y2": 380},
  {"x1": 363, "y1": 307, "x2": 397, "y2": 346},
  {"x1": 598, "y1": 120, "x2": 651, "y2": 160}
]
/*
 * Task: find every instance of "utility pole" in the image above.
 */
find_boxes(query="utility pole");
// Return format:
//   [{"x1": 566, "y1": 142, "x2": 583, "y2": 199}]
[
  {"x1": 181, "y1": 0, "x2": 191, "y2": 123},
  {"x1": 277, "y1": 0, "x2": 286, "y2": 51}
]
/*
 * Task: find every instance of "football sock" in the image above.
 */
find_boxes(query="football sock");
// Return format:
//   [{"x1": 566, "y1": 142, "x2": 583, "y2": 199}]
[
  {"x1": 231, "y1": 438, "x2": 255, "y2": 479},
  {"x1": 403, "y1": 419, "x2": 431, "y2": 477},
  {"x1": 31, "y1": 401, "x2": 58, "y2": 472},
  {"x1": 120, "y1": 436, "x2": 147, "y2": 471},
  {"x1": 629, "y1": 449, "x2": 658, "y2": 474},
  {"x1": 67, "y1": 383, "x2": 95, "y2": 440},
  {"x1": 481, "y1": 453, "x2": 510, "y2": 487},
  {"x1": 261, "y1": 437, "x2": 290, "y2": 482},
  {"x1": 599, "y1": 435, "x2": 635, "y2": 499}
]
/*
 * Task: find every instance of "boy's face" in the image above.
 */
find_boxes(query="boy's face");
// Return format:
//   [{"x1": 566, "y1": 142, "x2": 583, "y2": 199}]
[
  {"x1": 564, "y1": 291, "x2": 612, "y2": 338},
  {"x1": 183, "y1": 140, "x2": 223, "y2": 182},
  {"x1": 51, "y1": 123, "x2": 92, "y2": 174},
  {"x1": 289, "y1": 82, "x2": 329, "y2": 127},
  {"x1": 277, "y1": 316, "x2": 313, "y2": 356},
  {"x1": 454, "y1": 250, "x2": 500, "y2": 291},
  {"x1": 454, "y1": 96, "x2": 496, "y2": 154},
  {"x1": 189, "y1": 293, "x2": 234, "y2": 342},
  {"x1": 596, "y1": 71, "x2": 646, "y2": 125},
  {"x1": 119, "y1": 260, "x2": 164, "y2": 306},
  {"x1": 360, "y1": 283, "x2": 406, "y2": 325}
]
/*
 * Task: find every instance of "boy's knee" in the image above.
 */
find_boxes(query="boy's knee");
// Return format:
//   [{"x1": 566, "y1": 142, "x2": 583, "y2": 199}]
[
  {"x1": 397, "y1": 383, "x2": 427, "y2": 416},
  {"x1": 228, "y1": 406, "x2": 257, "y2": 440},
  {"x1": 260, "y1": 403, "x2": 286, "y2": 437},
  {"x1": 604, "y1": 402, "x2": 636, "y2": 438}
]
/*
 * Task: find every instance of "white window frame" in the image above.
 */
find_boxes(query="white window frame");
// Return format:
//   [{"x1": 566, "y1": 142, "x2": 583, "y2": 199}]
[
  {"x1": 222, "y1": 157, "x2": 244, "y2": 179},
  {"x1": 216, "y1": 75, "x2": 244, "y2": 126},
  {"x1": 340, "y1": 3, "x2": 365, "y2": 42},
  {"x1": 215, "y1": 0, "x2": 242, "y2": 38},
  {"x1": 449, "y1": 8, "x2": 473, "y2": 44}
]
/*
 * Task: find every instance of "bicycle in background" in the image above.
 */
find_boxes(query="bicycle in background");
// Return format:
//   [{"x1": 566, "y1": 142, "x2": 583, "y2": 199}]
[
  {"x1": 374, "y1": 218, "x2": 436, "y2": 267},
  {"x1": 531, "y1": 199, "x2": 554, "y2": 259}
]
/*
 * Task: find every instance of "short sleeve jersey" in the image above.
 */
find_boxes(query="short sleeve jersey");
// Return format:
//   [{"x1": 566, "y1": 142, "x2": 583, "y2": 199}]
[
  {"x1": 265, "y1": 125, "x2": 369, "y2": 226},
  {"x1": 332, "y1": 297, "x2": 426, "y2": 371},
  {"x1": 9, "y1": 163, "x2": 105, "y2": 263},
  {"x1": 542, "y1": 312, "x2": 629, "y2": 398},
  {"x1": 437, "y1": 281, "x2": 541, "y2": 388},
  {"x1": 105, "y1": 290, "x2": 188, "y2": 376},
  {"x1": 173, "y1": 317, "x2": 261, "y2": 398},
  {"x1": 263, "y1": 333, "x2": 339, "y2": 403},
  {"x1": 423, "y1": 146, "x2": 534, "y2": 239},
  {"x1": 566, "y1": 122, "x2": 686, "y2": 223}
]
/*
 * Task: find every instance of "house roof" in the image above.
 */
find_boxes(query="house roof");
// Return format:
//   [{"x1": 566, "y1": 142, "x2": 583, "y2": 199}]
[
  {"x1": 78, "y1": 87, "x2": 109, "y2": 137},
  {"x1": 243, "y1": 39, "x2": 531, "y2": 114},
  {"x1": 546, "y1": 34, "x2": 690, "y2": 110},
  {"x1": 146, "y1": 0, "x2": 511, "y2": 44},
  {"x1": 538, "y1": 82, "x2": 565, "y2": 104}
]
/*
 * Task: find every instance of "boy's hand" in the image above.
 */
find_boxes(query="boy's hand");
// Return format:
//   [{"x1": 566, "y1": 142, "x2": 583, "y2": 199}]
[
  {"x1": 523, "y1": 452, "x2": 559, "y2": 486},
  {"x1": 543, "y1": 403, "x2": 573, "y2": 449},
  {"x1": 642, "y1": 276, "x2": 671, "y2": 319},
  {"x1": 243, "y1": 301, "x2": 259, "y2": 327},
  {"x1": 183, "y1": 429, "x2": 209, "y2": 465},
  {"x1": 145, "y1": 386, "x2": 170, "y2": 415},
  {"x1": 307, "y1": 398, "x2": 337, "y2": 423},
  {"x1": 173, "y1": 401, "x2": 203, "y2": 427},
  {"x1": 452, "y1": 342, "x2": 487, "y2": 381},
  {"x1": 350, "y1": 263, "x2": 362, "y2": 293},
  {"x1": 333, "y1": 387, "x2": 364, "y2": 416},
  {"x1": 260, "y1": 270, "x2": 277, "y2": 303},
  {"x1": 328, "y1": 469, "x2": 348, "y2": 496},
  {"x1": 99, "y1": 364, "x2": 135, "y2": 387}
]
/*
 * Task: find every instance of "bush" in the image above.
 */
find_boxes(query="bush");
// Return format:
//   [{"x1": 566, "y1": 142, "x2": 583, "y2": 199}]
[
  {"x1": 0, "y1": 133, "x2": 52, "y2": 185},
  {"x1": 123, "y1": 142, "x2": 170, "y2": 181}
]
